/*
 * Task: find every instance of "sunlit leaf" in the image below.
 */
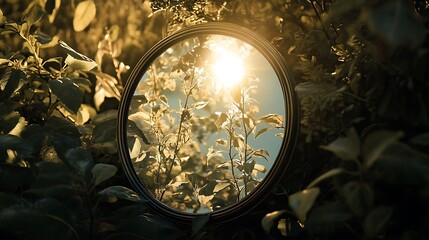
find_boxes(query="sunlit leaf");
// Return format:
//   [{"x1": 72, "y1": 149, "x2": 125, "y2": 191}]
[
  {"x1": 169, "y1": 181, "x2": 189, "y2": 188},
  {"x1": 215, "y1": 139, "x2": 227, "y2": 146},
  {"x1": 73, "y1": 0, "x2": 96, "y2": 32},
  {"x1": 289, "y1": 187, "x2": 320, "y2": 222},
  {"x1": 254, "y1": 164, "x2": 266, "y2": 174},
  {"x1": 253, "y1": 148, "x2": 270, "y2": 161},
  {"x1": 320, "y1": 128, "x2": 360, "y2": 161},
  {"x1": 59, "y1": 40, "x2": 94, "y2": 62},
  {"x1": 159, "y1": 95, "x2": 169, "y2": 105},
  {"x1": 255, "y1": 128, "x2": 268, "y2": 139},
  {"x1": 213, "y1": 182, "x2": 230, "y2": 193},
  {"x1": 65, "y1": 54, "x2": 97, "y2": 71},
  {"x1": 198, "y1": 194, "x2": 214, "y2": 205},
  {"x1": 193, "y1": 101, "x2": 208, "y2": 110},
  {"x1": 0, "y1": 58, "x2": 10, "y2": 65},
  {"x1": 215, "y1": 113, "x2": 228, "y2": 129},
  {"x1": 258, "y1": 114, "x2": 283, "y2": 126}
]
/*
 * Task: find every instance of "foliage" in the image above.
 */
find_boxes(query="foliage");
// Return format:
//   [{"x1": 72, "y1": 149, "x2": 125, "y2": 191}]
[
  {"x1": 128, "y1": 35, "x2": 283, "y2": 213},
  {"x1": 1, "y1": 0, "x2": 429, "y2": 239}
]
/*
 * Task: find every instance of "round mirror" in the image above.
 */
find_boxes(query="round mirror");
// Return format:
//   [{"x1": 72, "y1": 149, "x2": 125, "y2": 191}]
[{"x1": 118, "y1": 23, "x2": 298, "y2": 223}]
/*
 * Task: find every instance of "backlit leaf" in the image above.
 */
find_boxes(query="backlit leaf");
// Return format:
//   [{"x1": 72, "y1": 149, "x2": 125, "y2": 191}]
[
  {"x1": 73, "y1": 0, "x2": 96, "y2": 32},
  {"x1": 65, "y1": 54, "x2": 97, "y2": 71},
  {"x1": 255, "y1": 128, "x2": 268, "y2": 139},
  {"x1": 215, "y1": 113, "x2": 228, "y2": 129},
  {"x1": 193, "y1": 101, "x2": 208, "y2": 110}
]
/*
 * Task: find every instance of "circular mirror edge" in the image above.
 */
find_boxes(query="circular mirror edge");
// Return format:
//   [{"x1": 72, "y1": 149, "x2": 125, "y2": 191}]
[{"x1": 117, "y1": 22, "x2": 300, "y2": 224}]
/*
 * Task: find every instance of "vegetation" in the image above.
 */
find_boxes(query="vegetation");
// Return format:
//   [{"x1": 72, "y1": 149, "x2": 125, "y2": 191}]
[{"x1": 0, "y1": 0, "x2": 428, "y2": 239}]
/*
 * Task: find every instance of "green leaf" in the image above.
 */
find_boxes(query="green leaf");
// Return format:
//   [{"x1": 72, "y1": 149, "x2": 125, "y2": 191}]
[
  {"x1": 362, "y1": 130, "x2": 403, "y2": 168},
  {"x1": 374, "y1": 142, "x2": 429, "y2": 185},
  {"x1": 0, "y1": 134, "x2": 33, "y2": 161},
  {"x1": 2, "y1": 69, "x2": 25, "y2": 99},
  {"x1": 192, "y1": 214, "x2": 211, "y2": 235},
  {"x1": 0, "y1": 208, "x2": 76, "y2": 239},
  {"x1": 98, "y1": 186, "x2": 142, "y2": 203},
  {"x1": 64, "y1": 147, "x2": 93, "y2": 182},
  {"x1": 364, "y1": 206, "x2": 392, "y2": 239},
  {"x1": 23, "y1": 4, "x2": 44, "y2": 27},
  {"x1": 35, "y1": 31, "x2": 53, "y2": 45},
  {"x1": 306, "y1": 202, "x2": 354, "y2": 235},
  {"x1": 368, "y1": 0, "x2": 425, "y2": 50},
  {"x1": 116, "y1": 214, "x2": 184, "y2": 240},
  {"x1": 289, "y1": 187, "x2": 320, "y2": 222},
  {"x1": 243, "y1": 160, "x2": 256, "y2": 175},
  {"x1": 343, "y1": 181, "x2": 374, "y2": 216},
  {"x1": 320, "y1": 128, "x2": 360, "y2": 161},
  {"x1": 91, "y1": 163, "x2": 118, "y2": 187},
  {"x1": 410, "y1": 132, "x2": 429, "y2": 146},
  {"x1": 49, "y1": 78, "x2": 83, "y2": 114},
  {"x1": 73, "y1": 0, "x2": 96, "y2": 32},
  {"x1": 306, "y1": 168, "x2": 345, "y2": 189}
]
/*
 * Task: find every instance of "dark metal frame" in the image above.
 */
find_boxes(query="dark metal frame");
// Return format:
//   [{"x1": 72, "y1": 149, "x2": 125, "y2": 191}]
[{"x1": 117, "y1": 22, "x2": 299, "y2": 224}]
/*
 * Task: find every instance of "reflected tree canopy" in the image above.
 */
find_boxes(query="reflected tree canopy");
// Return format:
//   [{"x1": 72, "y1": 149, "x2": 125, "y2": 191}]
[{"x1": 127, "y1": 35, "x2": 285, "y2": 213}]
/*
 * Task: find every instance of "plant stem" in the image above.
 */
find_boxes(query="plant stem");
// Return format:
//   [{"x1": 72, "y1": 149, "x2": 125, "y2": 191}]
[
  {"x1": 240, "y1": 86, "x2": 249, "y2": 197},
  {"x1": 159, "y1": 66, "x2": 197, "y2": 201},
  {"x1": 227, "y1": 119, "x2": 241, "y2": 201}
]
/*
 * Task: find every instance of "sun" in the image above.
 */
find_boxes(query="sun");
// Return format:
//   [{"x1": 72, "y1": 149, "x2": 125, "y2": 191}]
[{"x1": 211, "y1": 51, "x2": 245, "y2": 89}]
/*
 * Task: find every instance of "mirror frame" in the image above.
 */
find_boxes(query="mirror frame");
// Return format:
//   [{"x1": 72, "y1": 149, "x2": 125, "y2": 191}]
[{"x1": 117, "y1": 22, "x2": 299, "y2": 223}]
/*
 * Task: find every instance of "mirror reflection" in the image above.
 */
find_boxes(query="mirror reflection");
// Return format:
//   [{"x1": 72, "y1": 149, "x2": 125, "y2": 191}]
[{"x1": 127, "y1": 34, "x2": 285, "y2": 213}]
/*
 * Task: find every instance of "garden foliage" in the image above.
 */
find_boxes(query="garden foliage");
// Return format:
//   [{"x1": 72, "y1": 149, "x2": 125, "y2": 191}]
[{"x1": 0, "y1": 0, "x2": 429, "y2": 239}]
